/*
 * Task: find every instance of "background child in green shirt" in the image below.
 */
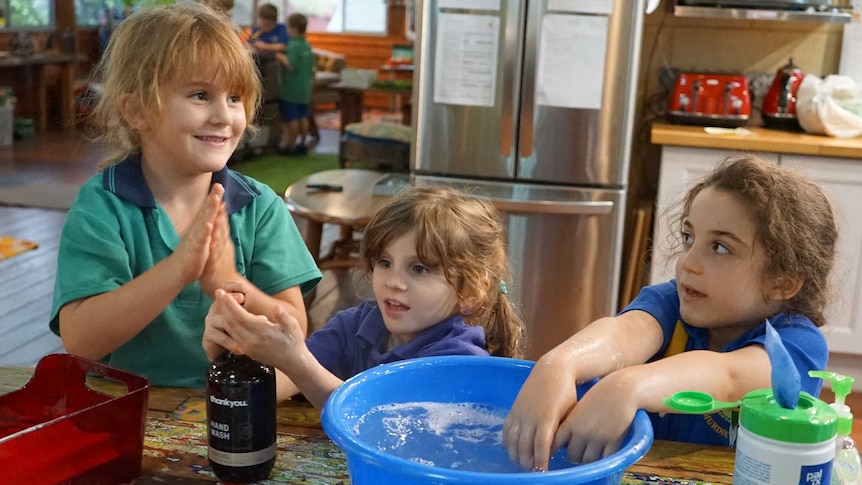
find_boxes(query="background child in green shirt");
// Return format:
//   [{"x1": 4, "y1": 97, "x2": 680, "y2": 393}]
[{"x1": 276, "y1": 13, "x2": 314, "y2": 156}]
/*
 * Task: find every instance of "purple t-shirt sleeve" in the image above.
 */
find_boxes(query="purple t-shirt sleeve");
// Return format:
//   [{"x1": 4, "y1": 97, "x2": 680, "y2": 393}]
[
  {"x1": 305, "y1": 301, "x2": 490, "y2": 380},
  {"x1": 305, "y1": 304, "x2": 368, "y2": 380},
  {"x1": 414, "y1": 324, "x2": 489, "y2": 357}
]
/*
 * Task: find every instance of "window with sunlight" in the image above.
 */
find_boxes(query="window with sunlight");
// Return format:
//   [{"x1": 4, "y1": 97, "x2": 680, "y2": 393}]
[
  {"x1": 267, "y1": 0, "x2": 386, "y2": 34},
  {"x1": 75, "y1": 0, "x2": 123, "y2": 28},
  {"x1": 1, "y1": 0, "x2": 53, "y2": 29},
  {"x1": 75, "y1": 0, "x2": 195, "y2": 28},
  {"x1": 72, "y1": 1, "x2": 384, "y2": 33}
]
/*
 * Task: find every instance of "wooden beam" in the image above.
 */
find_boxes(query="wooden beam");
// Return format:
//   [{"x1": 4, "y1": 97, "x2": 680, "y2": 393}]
[{"x1": 55, "y1": 0, "x2": 76, "y2": 32}]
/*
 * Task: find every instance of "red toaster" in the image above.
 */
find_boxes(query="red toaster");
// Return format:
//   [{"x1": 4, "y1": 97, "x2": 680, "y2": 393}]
[{"x1": 668, "y1": 73, "x2": 751, "y2": 128}]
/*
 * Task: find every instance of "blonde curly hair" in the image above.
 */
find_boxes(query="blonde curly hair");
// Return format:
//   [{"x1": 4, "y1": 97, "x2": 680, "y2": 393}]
[{"x1": 89, "y1": 2, "x2": 260, "y2": 168}]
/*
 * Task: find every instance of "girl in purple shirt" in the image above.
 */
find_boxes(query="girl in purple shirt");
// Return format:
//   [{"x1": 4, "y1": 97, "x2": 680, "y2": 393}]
[{"x1": 203, "y1": 186, "x2": 525, "y2": 407}]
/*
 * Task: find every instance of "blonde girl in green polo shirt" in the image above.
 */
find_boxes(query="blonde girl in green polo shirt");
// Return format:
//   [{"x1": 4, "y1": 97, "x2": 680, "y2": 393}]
[{"x1": 49, "y1": 2, "x2": 321, "y2": 388}]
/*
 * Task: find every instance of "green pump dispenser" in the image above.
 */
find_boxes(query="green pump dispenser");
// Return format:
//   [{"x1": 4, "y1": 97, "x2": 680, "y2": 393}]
[{"x1": 810, "y1": 371, "x2": 861, "y2": 485}]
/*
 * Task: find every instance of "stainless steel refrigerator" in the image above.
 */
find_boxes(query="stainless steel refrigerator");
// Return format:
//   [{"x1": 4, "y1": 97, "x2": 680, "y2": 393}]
[{"x1": 409, "y1": 0, "x2": 644, "y2": 360}]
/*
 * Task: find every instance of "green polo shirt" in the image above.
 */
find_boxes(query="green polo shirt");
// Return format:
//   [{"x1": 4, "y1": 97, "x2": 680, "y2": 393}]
[
  {"x1": 50, "y1": 155, "x2": 321, "y2": 388},
  {"x1": 280, "y1": 36, "x2": 314, "y2": 104}
]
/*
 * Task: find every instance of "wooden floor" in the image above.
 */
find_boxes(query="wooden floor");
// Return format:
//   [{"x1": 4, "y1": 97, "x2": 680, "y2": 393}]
[{"x1": 0, "y1": 128, "x2": 369, "y2": 366}]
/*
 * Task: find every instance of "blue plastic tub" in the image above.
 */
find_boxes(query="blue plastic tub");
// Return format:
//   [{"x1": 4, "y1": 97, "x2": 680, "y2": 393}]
[{"x1": 322, "y1": 356, "x2": 653, "y2": 485}]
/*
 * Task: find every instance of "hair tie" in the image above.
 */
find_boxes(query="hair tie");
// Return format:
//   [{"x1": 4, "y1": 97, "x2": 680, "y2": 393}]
[{"x1": 498, "y1": 280, "x2": 508, "y2": 295}]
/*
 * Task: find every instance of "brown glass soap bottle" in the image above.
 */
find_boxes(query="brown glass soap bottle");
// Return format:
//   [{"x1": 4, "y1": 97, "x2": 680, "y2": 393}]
[{"x1": 206, "y1": 352, "x2": 277, "y2": 482}]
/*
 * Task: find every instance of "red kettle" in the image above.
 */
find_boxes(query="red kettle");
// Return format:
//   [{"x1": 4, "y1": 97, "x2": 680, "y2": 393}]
[{"x1": 762, "y1": 58, "x2": 804, "y2": 131}]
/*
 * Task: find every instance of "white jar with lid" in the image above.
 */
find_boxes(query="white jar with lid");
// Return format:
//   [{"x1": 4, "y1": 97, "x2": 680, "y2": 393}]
[{"x1": 733, "y1": 389, "x2": 838, "y2": 485}]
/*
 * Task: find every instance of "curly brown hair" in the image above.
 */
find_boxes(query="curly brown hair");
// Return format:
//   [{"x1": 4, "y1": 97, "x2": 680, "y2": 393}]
[
  {"x1": 360, "y1": 186, "x2": 525, "y2": 357},
  {"x1": 669, "y1": 154, "x2": 837, "y2": 327}
]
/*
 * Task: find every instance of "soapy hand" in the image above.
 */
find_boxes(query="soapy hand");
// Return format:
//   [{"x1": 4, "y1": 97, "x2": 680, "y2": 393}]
[
  {"x1": 203, "y1": 288, "x2": 306, "y2": 368},
  {"x1": 503, "y1": 351, "x2": 580, "y2": 471},
  {"x1": 551, "y1": 372, "x2": 635, "y2": 465}
]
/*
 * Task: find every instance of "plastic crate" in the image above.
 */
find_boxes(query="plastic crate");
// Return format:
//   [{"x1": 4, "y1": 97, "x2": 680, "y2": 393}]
[{"x1": 0, "y1": 354, "x2": 150, "y2": 484}]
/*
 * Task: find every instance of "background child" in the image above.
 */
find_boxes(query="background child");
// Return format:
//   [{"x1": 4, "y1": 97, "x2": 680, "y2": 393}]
[
  {"x1": 275, "y1": 12, "x2": 314, "y2": 156},
  {"x1": 248, "y1": 3, "x2": 288, "y2": 55},
  {"x1": 50, "y1": 2, "x2": 321, "y2": 389},
  {"x1": 503, "y1": 154, "x2": 837, "y2": 469},
  {"x1": 203, "y1": 186, "x2": 525, "y2": 407}
]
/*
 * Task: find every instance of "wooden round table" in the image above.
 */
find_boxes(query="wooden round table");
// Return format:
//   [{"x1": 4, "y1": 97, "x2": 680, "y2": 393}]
[{"x1": 284, "y1": 169, "x2": 388, "y2": 270}]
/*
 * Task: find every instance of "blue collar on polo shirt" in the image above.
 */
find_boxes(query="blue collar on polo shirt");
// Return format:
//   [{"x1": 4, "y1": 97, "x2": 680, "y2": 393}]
[{"x1": 102, "y1": 153, "x2": 260, "y2": 215}]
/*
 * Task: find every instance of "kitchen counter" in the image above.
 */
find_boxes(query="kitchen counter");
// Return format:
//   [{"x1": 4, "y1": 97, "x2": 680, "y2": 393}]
[{"x1": 651, "y1": 122, "x2": 862, "y2": 159}]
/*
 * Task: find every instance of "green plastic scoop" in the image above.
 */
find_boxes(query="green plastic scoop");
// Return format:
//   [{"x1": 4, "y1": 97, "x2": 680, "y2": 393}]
[
  {"x1": 663, "y1": 391, "x2": 741, "y2": 414},
  {"x1": 663, "y1": 388, "x2": 774, "y2": 414},
  {"x1": 663, "y1": 319, "x2": 802, "y2": 415}
]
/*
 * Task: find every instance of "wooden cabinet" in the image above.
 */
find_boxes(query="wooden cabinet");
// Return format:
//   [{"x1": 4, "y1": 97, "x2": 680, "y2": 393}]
[
  {"x1": 781, "y1": 155, "x2": 862, "y2": 356},
  {"x1": 651, "y1": 145, "x2": 862, "y2": 368}
]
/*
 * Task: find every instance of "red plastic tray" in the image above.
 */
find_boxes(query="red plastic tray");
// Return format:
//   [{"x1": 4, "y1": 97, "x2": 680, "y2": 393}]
[{"x1": 0, "y1": 354, "x2": 149, "y2": 484}]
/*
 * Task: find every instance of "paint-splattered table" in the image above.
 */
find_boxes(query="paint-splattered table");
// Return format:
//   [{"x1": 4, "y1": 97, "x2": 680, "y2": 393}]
[{"x1": 0, "y1": 365, "x2": 734, "y2": 484}]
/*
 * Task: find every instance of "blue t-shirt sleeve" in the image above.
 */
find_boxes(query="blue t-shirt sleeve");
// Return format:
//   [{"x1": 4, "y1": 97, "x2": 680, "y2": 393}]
[
  {"x1": 735, "y1": 315, "x2": 828, "y2": 396},
  {"x1": 274, "y1": 23, "x2": 289, "y2": 45},
  {"x1": 619, "y1": 280, "x2": 681, "y2": 356},
  {"x1": 622, "y1": 280, "x2": 827, "y2": 396},
  {"x1": 250, "y1": 24, "x2": 288, "y2": 45}
]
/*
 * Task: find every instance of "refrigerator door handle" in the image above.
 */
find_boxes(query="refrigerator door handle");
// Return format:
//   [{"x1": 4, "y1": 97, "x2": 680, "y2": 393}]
[
  {"x1": 517, "y1": 0, "x2": 540, "y2": 160},
  {"x1": 500, "y1": 117, "x2": 513, "y2": 158},
  {"x1": 499, "y1": 0, "x2": 526, "y2": 161},
  {"x1": 477, "y1": 197, "x2": 614, "y2": 216}
]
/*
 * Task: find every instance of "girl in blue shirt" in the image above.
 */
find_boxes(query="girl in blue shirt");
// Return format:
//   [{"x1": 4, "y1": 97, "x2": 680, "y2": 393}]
[
  {"x1": 503, "y1": 154, "x2": 837, "y2": 469},
  {"x1": 203, "y1": 186, "x2": 526, "y2": 407}
]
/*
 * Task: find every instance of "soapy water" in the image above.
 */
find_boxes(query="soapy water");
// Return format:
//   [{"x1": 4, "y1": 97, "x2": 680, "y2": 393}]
[{"x1": 352, "y1": 402, "x2": 577, "y2": 473}]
